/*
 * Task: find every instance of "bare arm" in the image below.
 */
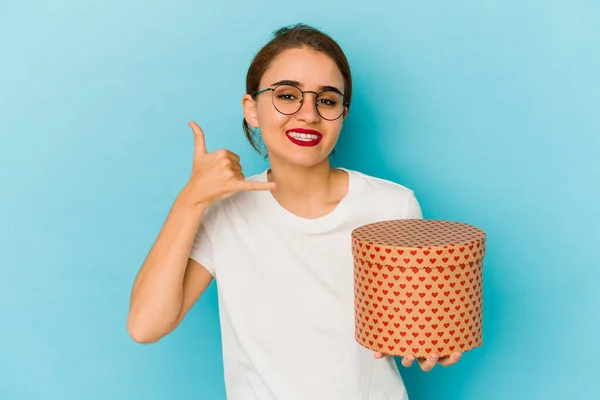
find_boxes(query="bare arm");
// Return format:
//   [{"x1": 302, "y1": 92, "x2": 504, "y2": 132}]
[
  {"x1": 126, "y1": 122, "x2": 275, "y2": 344},
  {"x1": 126, "y1": 191, "x2": 212, "y2": 344}
]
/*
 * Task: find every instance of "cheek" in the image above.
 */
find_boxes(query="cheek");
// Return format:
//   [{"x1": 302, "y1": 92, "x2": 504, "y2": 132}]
[
  {"x1": 331, "y1": 120, "x2": 344, "y2": 135},
  {"x1": 257, "y1": 102, "x2": 289, "y2": 132},
  {"x1": 323, "y1": 121, "x2": 343, "y2": 143}
]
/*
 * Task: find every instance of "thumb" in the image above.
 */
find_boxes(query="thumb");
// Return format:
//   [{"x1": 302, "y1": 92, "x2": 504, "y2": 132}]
[{"x1": 188, "y1": 121, "x2": 207, "y2": 156}]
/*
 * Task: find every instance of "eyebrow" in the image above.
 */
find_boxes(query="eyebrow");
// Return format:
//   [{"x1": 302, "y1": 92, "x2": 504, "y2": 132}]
[{"x1": 271, "y1": 79, "x2": 344, "y2": 95}]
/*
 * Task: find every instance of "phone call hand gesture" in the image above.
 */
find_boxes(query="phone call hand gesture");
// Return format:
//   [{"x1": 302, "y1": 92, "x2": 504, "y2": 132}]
[{"x1": 184, "y1": 122, "x2": 275, "y2": 208}]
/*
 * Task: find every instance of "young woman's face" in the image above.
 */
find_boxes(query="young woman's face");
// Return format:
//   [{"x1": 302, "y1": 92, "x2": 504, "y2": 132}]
[{"x1": 245, "y1": 47, "x2": 347, "y2": 167}]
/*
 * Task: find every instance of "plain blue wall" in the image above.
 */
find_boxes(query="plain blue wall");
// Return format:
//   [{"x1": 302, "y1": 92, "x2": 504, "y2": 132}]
[{"x1": 1, "y1": 0, "x2": 598, "y2": 399}]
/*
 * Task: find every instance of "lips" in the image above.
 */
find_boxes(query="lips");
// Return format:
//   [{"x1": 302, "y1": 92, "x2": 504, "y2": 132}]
[{"x1": 285, "y1": 128, "x2": 323, "y2": 147}]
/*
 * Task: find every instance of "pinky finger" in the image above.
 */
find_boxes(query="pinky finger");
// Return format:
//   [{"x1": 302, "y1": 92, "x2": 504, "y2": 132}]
[
  {"x1": 401, "y1": 355, "x2": 415, "y2": 368},
  {"x1": 233, "y1": 171, "x2": 246, "y2": 181}
]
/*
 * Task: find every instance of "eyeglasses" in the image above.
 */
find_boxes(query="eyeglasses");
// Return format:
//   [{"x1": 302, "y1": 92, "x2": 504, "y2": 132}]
[{"x1": 251, "y1": 84, "x2": 348, "y2": 121}]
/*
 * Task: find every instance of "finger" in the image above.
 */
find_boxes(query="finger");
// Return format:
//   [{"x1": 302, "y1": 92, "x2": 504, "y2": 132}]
[
  {"x1": 418, "y1": 354, "x2": 439, "y2": 372},
  {"x1": 437, "y1": 352, "x2": 462, "y2": 367},
  {"x1": 214, "y1": 148, "x2": 241, "y2": 164},
  {"x1": 229, "y1": 162, "x2": 243, "y2": 173},
  {"x1": 236, "y1": 180, "x2": 276, "y2": 192},
  {"x1": 189, "y1": 122, "x2": 207, "y2": 156},
  {"x1": 232, "y1": 170, "x2": 246, "y2": 181},
  {"x1": 374, "y1": 352, "x2": 385, "y2": 359},
  {"x1": 226, "y1": 151, "x2": 241, "y2": 164},
  {"x1": 400, "y1": 354, "x2": 415, "y2": 368}
]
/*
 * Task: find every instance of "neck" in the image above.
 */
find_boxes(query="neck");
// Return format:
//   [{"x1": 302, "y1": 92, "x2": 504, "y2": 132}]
[{"x1": 266, "y1": 158, "x2": 347, "y2": 218}]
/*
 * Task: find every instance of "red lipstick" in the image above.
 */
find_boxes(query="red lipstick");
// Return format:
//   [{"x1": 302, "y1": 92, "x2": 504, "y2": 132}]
[{"x1": 285, "y1": 128, "x2": 323, "y2": 147}]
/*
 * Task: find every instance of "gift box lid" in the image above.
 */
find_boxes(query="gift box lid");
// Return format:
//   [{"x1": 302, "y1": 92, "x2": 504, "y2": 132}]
[{"x1": 351, "y1": 219, "x2": 486, "y2": 269}]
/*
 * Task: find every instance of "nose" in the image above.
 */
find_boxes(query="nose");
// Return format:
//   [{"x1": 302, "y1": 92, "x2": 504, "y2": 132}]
[{"x1": 294, "y1": 92, "x2": 320, "y2": 123}]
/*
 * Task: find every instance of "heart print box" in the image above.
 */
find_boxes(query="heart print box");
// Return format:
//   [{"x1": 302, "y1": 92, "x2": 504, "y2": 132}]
[{"x1": 351, "y1": 219, "x2": 486, "y2": 358}]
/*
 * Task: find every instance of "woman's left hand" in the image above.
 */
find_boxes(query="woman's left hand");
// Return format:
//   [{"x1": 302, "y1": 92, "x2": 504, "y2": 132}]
[{"x1": 374, "y1": 351, "x2": 462, "y2": 372}]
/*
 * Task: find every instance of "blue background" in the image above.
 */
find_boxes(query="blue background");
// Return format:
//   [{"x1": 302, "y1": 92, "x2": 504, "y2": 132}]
[{"x1": 1, "y1": 0, "x2": 598, "y2": 399}]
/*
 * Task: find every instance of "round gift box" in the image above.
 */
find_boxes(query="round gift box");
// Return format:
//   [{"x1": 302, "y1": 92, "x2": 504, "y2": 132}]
[{"x1": 351, "y1": 219, "x2": 486, "y2": 358}]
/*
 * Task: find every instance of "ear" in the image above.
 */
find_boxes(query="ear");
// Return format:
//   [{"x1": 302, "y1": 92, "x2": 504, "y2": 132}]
[
  {"x1": 341, "y1": 105, "x2": 349, "y2": 120},
  {"x1": 242, "y1": 94, "x2": 259, "y2": 128}
]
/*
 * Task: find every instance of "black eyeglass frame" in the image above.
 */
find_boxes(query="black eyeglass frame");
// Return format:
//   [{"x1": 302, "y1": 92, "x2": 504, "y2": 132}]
[{"x1": 251, "y1": 83, "x2": 349, "y2": 121}]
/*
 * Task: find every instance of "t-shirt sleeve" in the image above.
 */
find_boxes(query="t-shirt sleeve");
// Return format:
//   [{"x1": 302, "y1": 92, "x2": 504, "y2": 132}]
[
  {"x1": 189, "y1": 204, "x2": 218, "y2": 277},
  {"x1": 407, "y1": 193, "x2": 423, "y2": 219}
]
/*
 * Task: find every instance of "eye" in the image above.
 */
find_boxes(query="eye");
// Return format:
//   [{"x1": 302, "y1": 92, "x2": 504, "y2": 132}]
[
  {"x1": 273, "y1": 85, "x2": 302, "y2": 102},
  {"x1": 317, "y1": 91, "x2": 342, "y2": 108},
  {"x1": 317, "y1": 97, "x2": 338, "y2": 108},
  {"x1": 278, "y1": 93, "x2": 298, "y2": 101},
  {"x1": 318, "y1": 98, "x2": 337, "y2": 105}
]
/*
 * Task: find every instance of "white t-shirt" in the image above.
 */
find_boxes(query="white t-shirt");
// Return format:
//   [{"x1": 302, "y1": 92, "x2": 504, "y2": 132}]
[{"x1": 189, "y1": 168, "x2": 423, "y2": 400}]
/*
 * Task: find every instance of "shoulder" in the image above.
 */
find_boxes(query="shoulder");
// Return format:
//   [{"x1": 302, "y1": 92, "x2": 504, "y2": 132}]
[
  {"x1": 345, "y1": 168, "x2": 416, "y2": 203},
  {"x1": 347, "y1": 169, "x2": 414, "y2": 196},
  {"x1": 344, "y1": 168, "x2": 423, "y2": 219}
]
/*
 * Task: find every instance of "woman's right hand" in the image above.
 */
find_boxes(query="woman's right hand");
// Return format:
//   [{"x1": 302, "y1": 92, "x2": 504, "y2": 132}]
[{"x1": 182, "y1": 121, "x2": 276, "y2": 209}]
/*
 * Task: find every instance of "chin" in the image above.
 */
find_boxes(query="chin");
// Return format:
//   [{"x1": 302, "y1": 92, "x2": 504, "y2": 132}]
[{"x1": 268, "y1": 149, "x2": 332, "y2": 168}]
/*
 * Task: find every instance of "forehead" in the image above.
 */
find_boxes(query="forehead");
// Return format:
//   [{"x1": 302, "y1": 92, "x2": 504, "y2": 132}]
[{"x1": 260, "y1": 47, "x2": 345, "y2": 91}]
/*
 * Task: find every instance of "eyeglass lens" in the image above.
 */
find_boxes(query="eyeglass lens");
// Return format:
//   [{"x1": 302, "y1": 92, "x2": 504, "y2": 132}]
[{"x1": 271, "y1": 85, "x2": 344, "y2": 120}]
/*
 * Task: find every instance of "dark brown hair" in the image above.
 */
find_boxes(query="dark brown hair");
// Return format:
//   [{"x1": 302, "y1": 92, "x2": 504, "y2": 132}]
[{"x1": 243, "y1": 23, "x2": 353, "y2": 156}]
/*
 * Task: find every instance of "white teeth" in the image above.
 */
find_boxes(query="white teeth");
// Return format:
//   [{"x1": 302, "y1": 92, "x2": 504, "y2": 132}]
[{"x1": 288, "y1": 131, "x2": 319, "y2": 141}]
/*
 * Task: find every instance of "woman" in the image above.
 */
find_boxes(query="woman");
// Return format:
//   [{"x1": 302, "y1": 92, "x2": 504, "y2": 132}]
[{"x1": 127, "y1": 23, "x2": 462, "y2": 400}]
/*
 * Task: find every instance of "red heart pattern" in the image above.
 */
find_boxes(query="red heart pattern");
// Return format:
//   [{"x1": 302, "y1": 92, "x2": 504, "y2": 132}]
[{"x1": 351, "y1": 219, "x2": 486, "y2": 358}]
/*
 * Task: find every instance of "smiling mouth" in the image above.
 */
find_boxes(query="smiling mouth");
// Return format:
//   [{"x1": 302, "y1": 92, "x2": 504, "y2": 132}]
[{"x1": 285, "y1": 129, "x2": 323, "y2": 147}]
